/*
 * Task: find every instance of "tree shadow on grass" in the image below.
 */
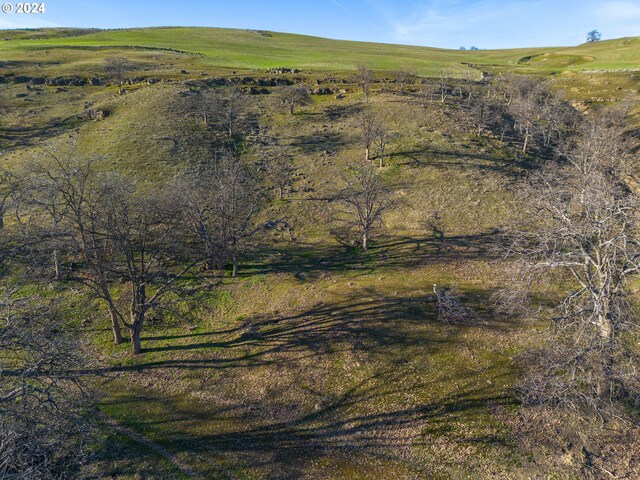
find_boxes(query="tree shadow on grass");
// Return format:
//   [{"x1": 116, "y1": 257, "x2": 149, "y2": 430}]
[
  {"x1": 91, "y1": 283, "x2": 513, "y2": 367},
  {"x1": 99, "y1": 366, "x2": 517, "y2": 478},
  {"x1": 288, "y1": 130, "x2": 347, "y2": 155},
  {"x1": 0, "y1": 116, "x2": 80, "y2": 150},
  {"x1": 389, "y1": 145, "x2": 534, "y2": 178},
  {"x1": 242, "y1": 230, "x2": 504, "y2": 281}
]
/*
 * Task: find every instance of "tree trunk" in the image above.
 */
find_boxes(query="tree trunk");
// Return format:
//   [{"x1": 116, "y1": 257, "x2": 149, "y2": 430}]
[
  {"x1": 289, "y1": 101, "x2": 294, "y2": 114},
  {"x1": 130, "y1": 323, "x2": 142, "y2": 355},
  {"x1": 53, "y1": 248, "x2": 62, "y2": 281},
  {"x1": 109, "y1": 307, "x2": 123, "y2": 345},
  {"x1": 0, "y1": 205, "x2": 4, "y2": 230},
  {"x1": 379, "y1": 150, "x2": 384, "y2": 169},
  {"x1": 232, "y1": 255, "x2": 238, "y2": 277},
  {"x1": 129, "y1": 308, "x2": 144, "y2": 355},
  {"x1": 522, "y1": 128, "x2": 530, "y2": 154},
  {"x1": 362, "y1": 230, "x2": 369, "y2": 250},
  {"x1": 278, "y1": 186, "x2": 283, "y2": 199},
  {"x1": 365, "y1": 146, "x2": 370, "y2": 161},
  {"x1": 596, "y1": 313, "x2": 612, "y2": 343}
]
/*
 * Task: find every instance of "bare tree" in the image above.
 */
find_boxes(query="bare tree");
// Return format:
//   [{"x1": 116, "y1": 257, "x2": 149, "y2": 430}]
[
  {"x1": 354, "y1": 65, "x2": 374, "y2": 103},
  {"x1": 177, "y1": 153, "x2": 262, "y2": 276},
  {"x1": 27, "y1": 156, "x2": 194, "y2": 353},
  {"x1": 184, "y1": 88, "x2": 221, "y2": 126},
  {"x1": 420, "y1": 79, "x2": 436, "y2": 104},
  {"x1": 499, "y1": 75, "x2": 555, "y2": 154},
  {"x1": 31, "y1": 157, "x2": 130, "y2": 345},
  {"x1": 278, "y1": 85, "x2": 311, "y2": 114},
  {"x1": 394, "y1": 69, "x2": 416, "y2": 95},
  {"x1": 0, "y1": 167, "x2": 19, "y2": 230},
  {"x1": 373, "y1": 122, "x2": 392, "y2": 168},
  {"x1": 219, "y1": 89, "x2": 249, "y2": 140},
  {"x1": 498, "y1": 111, "x2": 640, "y2": 416},
  {"x1": 0, "y1": 291, "x2": 92, "y2": 479},
  {"x1": 175, "y1": 172, "x2": 220, "y2": 271},
  {"x1": 336, "y1": 161, "x2": 394, "y2": 250},
  {"x1": 103, "y1": 57, "x2": 133, "y2": 95},
  {"x1": 357, "y1": 110, "x2": 377, "y2": 161},
  {"x1": 17, "y1": 155, "x2": 78, "y2": 281},
  {"x1": 210, "y1": 153, "x2": 263, "y2": 277},
  {"x1": 98, "y1": 177, "x2": 191, "y2": 354},
  {"x1": 437, "y1": 70, "x2": 450, "y2": 103},
  {"x1": 266, "y1": 144, "x2": 294, "y2": 199}
]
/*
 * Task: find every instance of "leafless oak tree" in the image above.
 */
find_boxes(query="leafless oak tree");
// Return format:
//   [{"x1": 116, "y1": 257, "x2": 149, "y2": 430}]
[
  {"x1": 354, "y1": 65, "x2": 373, "y2": 103},
  {"x1": 498, "y1": 110, "x2": 640, "y2": 417},
  {"x1": 357, "y1": 110, "x2": 377, "y2": 162},
  {"x1": 25, "y1": 156, "x2": 195, "y2": 354},
  {"x1": 103, "y1": 57, "x2": 133, "y2": 95},
  {"x1": 336, "y1": 161, "x2": 394, "y2": 250},
  {"x1": 266, "y1": 144, "x2": 294, "y2": 199},
  {"x1": 219, "y1": 88, "x2": 249, "y2": 139},
  {"x1": 0, "y1": 167, "x2": 19, "y2": 230},
  {"x1": 394, "y1": 69, "x2": 416, "y2": 95},
  {"x1": 373, "y1": 122, "x2": 391, "y2": 168},
  {"x1": 178, "y1": 153, "x2": 263, "y2": 277},
  {"x1": 185, "y1": 89, "x2": 221, "y2": 126},
  {"x1": 0, "y1": 291, "x2": 92, "y2": 479},
  {"x1": 210, "y1": 153, "x2": 263, "y2": 277},
  {"x1": 437, "y1": 70, "x2": 450, "y2": 103}
]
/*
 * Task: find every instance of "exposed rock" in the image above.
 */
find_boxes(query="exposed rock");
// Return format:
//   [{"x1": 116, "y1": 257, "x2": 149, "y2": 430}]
[
  {"x1": 47, "y1": 76, "x2": 87, "y2": 86},
  {"x1": 77, "y1": 109, "x2": 106, "y2": 121}
]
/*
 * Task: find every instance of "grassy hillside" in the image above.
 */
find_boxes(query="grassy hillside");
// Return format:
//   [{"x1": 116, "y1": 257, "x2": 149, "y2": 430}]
[
  {"x1": 1, "y1": 27, "x2": 639, "y2": 479},
  {"x1": 1, "y1": 27, "x2": 638, "y2": 78}
]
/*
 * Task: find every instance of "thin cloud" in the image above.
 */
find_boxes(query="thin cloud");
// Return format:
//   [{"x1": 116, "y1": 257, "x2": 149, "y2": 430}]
[
  {"x1": 0, "y1": 16, "x2": 61, "y2": 28},
  {"x1": 366, "y1": 0, "x2": 640, "y2": 48},
  {"x1": 595, "y1": 1, "x2": 640, "y2": 20},
  {"x1": 327, "y1": 0, "x2": 350, "y2": 12}
]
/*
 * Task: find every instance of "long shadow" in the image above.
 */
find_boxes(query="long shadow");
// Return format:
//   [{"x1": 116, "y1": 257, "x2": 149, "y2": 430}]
[
  {"x1": 389, "y1": 145, "x2": 533, "y2": 177},
  {"x1": 289, "y1": 131, "x2": 347, "y2": 155},
  {"x1": 110, "y1": 283, "x2": 512, "y2": 360},
  {"x1": 0, "y1": 116, "x2": 80, "y2": 149},
  {"x1": 101, "y1": 367, "x2": 517, "y2": 477},
  {"x1": 243, "y1": 231, "x2": 504, "y2": 280},
  {"x1": 323, "y1": 103, "x2": 364, "y2": 121}
]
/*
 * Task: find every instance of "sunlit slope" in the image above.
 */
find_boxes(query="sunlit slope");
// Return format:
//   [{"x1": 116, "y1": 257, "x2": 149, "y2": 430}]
[{"x1": 1, "y1": 27, "x2": 637, "y2": 76}]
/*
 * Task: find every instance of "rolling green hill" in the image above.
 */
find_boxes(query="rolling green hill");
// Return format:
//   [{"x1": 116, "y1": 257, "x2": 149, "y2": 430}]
[{"x1": 1, "y1": 27, "x2": 638, "y2": 78}]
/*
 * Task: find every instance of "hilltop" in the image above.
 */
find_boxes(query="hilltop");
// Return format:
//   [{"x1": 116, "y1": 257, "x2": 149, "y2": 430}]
[{"x1": 1, "y1": 27, "x2": 639, "y2": 77}]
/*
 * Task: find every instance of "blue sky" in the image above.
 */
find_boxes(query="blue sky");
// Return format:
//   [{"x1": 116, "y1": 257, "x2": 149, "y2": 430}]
[{"x1": 1, "y1": 0, "x2": 640, "y2": 49}]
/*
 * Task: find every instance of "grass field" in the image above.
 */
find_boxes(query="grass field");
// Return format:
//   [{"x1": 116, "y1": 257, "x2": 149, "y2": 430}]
[
  {"x1": 1, "y1": 27, "x2": 639, "y2": 479},
  {"x1": 1, "y1": 27, "x2": 638, "y2": 78}
]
